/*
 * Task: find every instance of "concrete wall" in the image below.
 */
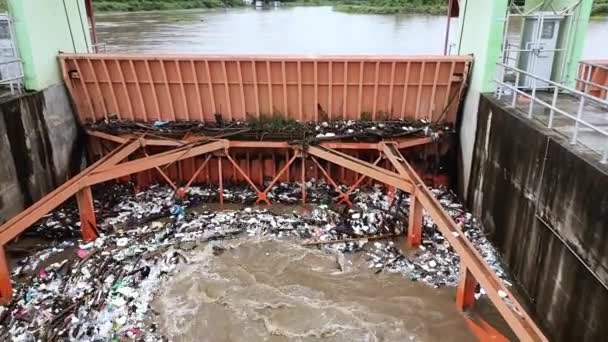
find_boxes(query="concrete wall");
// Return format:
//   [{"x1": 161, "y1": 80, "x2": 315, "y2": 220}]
[
  {"x1": 454, "y1": 0, "x2": 508, "y2": 197},
  {"x1": 0, "y1": 85, "x2": 82, "y2": 224},
  {"x1": 8, "y1": 0, "x2": 91, "y2": 91},
  {"x1": 468, "y1": 94, "x2": 608, "y2": 341}
]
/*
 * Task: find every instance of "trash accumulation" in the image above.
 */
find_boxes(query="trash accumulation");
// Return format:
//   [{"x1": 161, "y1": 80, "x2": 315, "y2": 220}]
[
  {"x1": 1, "y1": 182, "x2": 509, "y2": 341},
  {"x1": 86, "y1": 118, "x2": 451, "y2": 142}
]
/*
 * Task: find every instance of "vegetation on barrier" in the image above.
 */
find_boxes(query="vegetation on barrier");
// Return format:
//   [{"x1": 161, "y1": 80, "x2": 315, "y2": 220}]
[
  {"x1": 283, "y1": 0, "x2": 446, "y2": 14},
  {"x1": 592, "y1": 0, "x2": 608, "y2": 16},
  {"x1": 0, "y1": 0, "x2": 605, "y2": 16},
  {"x1": 94, "y1": 0, "x2": 244, "y2": 12}
]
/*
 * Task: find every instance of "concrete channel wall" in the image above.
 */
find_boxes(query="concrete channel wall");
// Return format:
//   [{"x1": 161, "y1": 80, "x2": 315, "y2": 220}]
[
  {"x1": 468, "y1": 94, "x2": 608, "y2": 341},
  {"x1": 0, "y1": 85, "x2": 82, "y2": 224}
]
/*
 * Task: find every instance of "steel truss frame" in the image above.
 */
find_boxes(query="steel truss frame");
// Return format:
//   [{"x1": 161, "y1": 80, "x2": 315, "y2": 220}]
[{"x1": 0, "y1": 131, "x2": 547, "y2": 341}]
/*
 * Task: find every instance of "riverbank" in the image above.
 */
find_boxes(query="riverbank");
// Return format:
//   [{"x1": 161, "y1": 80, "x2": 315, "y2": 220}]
[
  {"x1": 334, "y1": 3, "x2": 445, "y2": 15},
  {"x1": 93, "y1": 0, "x2": 445, "y2": 14},
  {"x1": 94, "y1": 0, "x2": 244, "y2": 12},
  {"x1": 91, "y1": 0, "x2": 607, "y2": 16},
  {"x1": 593, "y1": 0, "x2": 608, "y2": 16},
  {"x1": 284, "y1": 0, "x2": 445, "y2": 15}
]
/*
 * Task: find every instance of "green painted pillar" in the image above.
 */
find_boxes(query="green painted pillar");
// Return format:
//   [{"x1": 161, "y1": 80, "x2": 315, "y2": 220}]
[
  {"x1": 456, "y1": 0, "x2": 509, "y2": 92},
  {"x1": 454, "y1": 0, "x2": 509, "y2": 197},
  {"x1": 8, "y1": 0, "x2": 91, "y2": 91}
]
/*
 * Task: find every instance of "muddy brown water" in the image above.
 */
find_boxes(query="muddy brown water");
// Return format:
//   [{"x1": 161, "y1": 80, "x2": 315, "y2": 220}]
[
  {"x1": 5, "y1": 204, "x2": 511, "y2": 341},
  {"x1": 153, "y1": 238, "x2": 477, "y2": 341},
  {"x1": 96, "y1": 7, "x2": 608, "y2": 58}
]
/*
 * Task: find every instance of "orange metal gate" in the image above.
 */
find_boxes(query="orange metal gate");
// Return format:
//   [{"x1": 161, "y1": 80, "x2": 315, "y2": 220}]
[
  {"x1": 578, "y1": 60, "x2": 608, "y2": 99},
  {"x1": 60, "y1": 54, "x2": 470, "y2": 124}
]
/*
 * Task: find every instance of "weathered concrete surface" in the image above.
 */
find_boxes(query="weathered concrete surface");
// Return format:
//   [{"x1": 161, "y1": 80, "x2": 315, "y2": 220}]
[
  {"x1": 0, "y1": 84, "x2": 82, "y2": 224},
  {"x1": 468, "y1": 94, "x2": 608, "y2": 341}
]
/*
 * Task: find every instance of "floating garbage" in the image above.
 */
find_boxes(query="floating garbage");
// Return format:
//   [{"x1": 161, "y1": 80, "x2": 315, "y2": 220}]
[
  {"x1": 86, "y1": 118, "x2": 451, "y2": 143},
  {"x1": 1, "y1": 182, "x2": 510, "y2": 341}
]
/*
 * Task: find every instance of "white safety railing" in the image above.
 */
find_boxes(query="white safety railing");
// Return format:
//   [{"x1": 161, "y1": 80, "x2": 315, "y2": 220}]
[
  {"x1": 0, "y1": 14, "x2": 23, "y2": 96},
  {"x1": 495, "y1": 62, "x2": 608, "y2": 164},
  {"x1": 577, "y1": 61, "x2": 608, "y2": 101},
  {"x1": 0, "y1": 58, "x2": 23, "y2": 95},
  {"x1": 92, "y1": 42, "x2": 107, "y2": 54}
]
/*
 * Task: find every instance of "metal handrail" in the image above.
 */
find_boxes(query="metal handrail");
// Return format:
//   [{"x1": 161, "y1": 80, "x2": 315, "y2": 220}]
[
  {"x1": 577, "y1": 77, "x2": 608, "y2": 94},
  {"x1": 0, "y1": 59, "x2": 24, "y2": 95},
  {"x1": 92, "y1": 43, "x2": 107, "y2": 53},
  {"x1": 499, "y1": 62, "x2": 608, "y2": 105},
  {"x1": 580, "y1": 60, "x2": 608, "y2": 72},
  {"x1": 0, "y1": 59, "x2": 21, "y2": 66},
  {"x1": 495, "y1": 62, "x2": 608, "y2": 164}
]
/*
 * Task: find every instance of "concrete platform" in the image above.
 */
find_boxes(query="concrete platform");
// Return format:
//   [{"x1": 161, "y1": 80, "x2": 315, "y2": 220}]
[{"x1": 495, "y1": 90, "x2": 608, "y2": 162}]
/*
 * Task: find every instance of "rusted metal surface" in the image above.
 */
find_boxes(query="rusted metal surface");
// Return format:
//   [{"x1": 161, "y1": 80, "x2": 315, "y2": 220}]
[
  {"x1": 0, "y1": 131, "x2": 547, "y2": 341},
  {"x1": 60, "y1": 54, "x2": 471, "y2": 124},
  {"x1": 75, "y1": 187, "x2": 98, "y2": 241},
  {"x1": 378, "y1": 143, "x2": 547, "y2": 341},
  {"x1": 0, "y1": 139, "x2": 141, "y2": 246},
  {"x1": 87, "y1": 131, "x2": 449, "y2": 189}
]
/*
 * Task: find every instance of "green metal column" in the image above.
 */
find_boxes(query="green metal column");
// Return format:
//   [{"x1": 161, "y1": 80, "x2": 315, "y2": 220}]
[
  {"x1": 8, "y1": 0, "x2": 91, "y2": 91},
  {"x1": 454, "y1": 0, "x2": 509, "y2": 197},
  {"x1": 456, "y1": 0, "x2": 509, "y2": 92}
]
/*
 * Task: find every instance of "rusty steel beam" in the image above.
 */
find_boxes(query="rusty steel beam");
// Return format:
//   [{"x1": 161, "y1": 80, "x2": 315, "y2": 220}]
[
  {"x1": 76, "y1": 187, "x2": 98, "y2": 241},
  {"x1": 457, "y1": 265, "x2": 477, "y2": 311},
  {"x1": 380, "y1": 143, "x2": 547, "y2": 341},
  {"x1": 224, "y1": 152, "x2": 267, "y2": 204},
  {"x1": 180, "y1": 154, "x2": 213, "y2": 194},
  {"x1": 261, "y1": 152, "x2": 300, "y2": 203},
  {"x1": 87, "y1": 129, "x2": 129, "y2": 144},
  {"x1": 306, "y1": 146, "x2": 415, "y2": 193},
  {"x1": 0, "y1": 245, "x2": 11, "y2": 304},
  {"x1": 0, "y1": 133, "x2": 545, "y2": 341},
  {"x1": 310, "y1": 157, "x2": 352, "y2": 206},
  {"x1": 143, "y1": 148, "x2": 178, "y2": 190},
  {"x1": 86, "y1": 130, "x2": 436, "y2": 151},
  {"x1": 89, "y1": 138, "x2": 145, "y2": 174},
  {"x1": 0, "y1": 139, "x2": 141, "y2": 245},
  {"x1": 407, "y1": 194, "x2": 424, "y2": 247},
  {"x1": 85, "y1": 140, "x2": 228, "y2": 186},
  {"x1": 0, "y1": 139, "x2": 142, "y2": 304},
  {"x1": 463, "y1": 312, "x2": 510, "y2": 342}
]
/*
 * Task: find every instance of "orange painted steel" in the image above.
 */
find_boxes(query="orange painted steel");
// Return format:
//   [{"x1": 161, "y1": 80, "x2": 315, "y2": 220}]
[
  {"x1": 76, "y1": 187, "x2": 98, "y2": 241},
  {"x1": 0, "y1": 139, "x2": 141, "y2": 246},
  {"x1": 60, "y1": 54, "x2": 471, "y2": 124},
  {"x1": 578, "y1": 60, "x2": 608, "y2": 99},
  {"x1": 85, "y1": 140, "x2": 228, "y2": 186},
  {"x1": 0, "y1": 132, "x2": 547, "y2": 341},
  {"x1": 0, "y1": 246, "x2": 11, "y2": 302},
  {"x1": 87, "y1": 129, "x2": 434, "y2": 150},
  {"x1": 463, "y1": 313, "x2": 510, "y2": 342},
  {"x1": 407, "y1": 194, "x2": 424, "y2": 247},
  {"x1": 86, "y1": 130, "x2": 446, "y2": 190},
  {"x1": 377, "y1": 144, "x2": 547, "y2": 342}
]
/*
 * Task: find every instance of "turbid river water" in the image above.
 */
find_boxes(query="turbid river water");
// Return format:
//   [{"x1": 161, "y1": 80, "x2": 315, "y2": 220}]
[
  {"x1": 153, "y1": 239, "x2": 477, "y2": 341},
  {"x1": 91, "y1": 7, "x2": 602, "y2": 340},
  {"x1": 96, "y1": 6, "x2": 608, "y2": 58}
]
